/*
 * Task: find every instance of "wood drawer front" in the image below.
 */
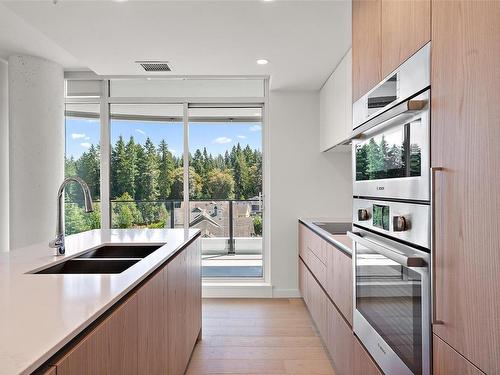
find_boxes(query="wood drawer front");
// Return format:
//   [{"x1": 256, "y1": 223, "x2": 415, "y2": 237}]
[
  {"x1": 301, "y1": 259, "x2": 328, "y2": 339},
  {"x1": 54, "y1": 295, "x2": 138, "y2": 375},
  {"x1": 305, "y1": 246, "x2": 327, "y2": 288},
  {"x1": 299, "y1": 258, "x2": 308, "y2": 303},
  {"x1": 303, "y1": 225, "x2": 327, "y2": 264},
  {"x1": 326, "y1": 243, "x2": 353, "y2": 325},
  {"x1": 433, "y1": 335, "x2": 484, "y2": 375},
  {"x1": 353, "y1": 337, "x2": 383, "y2": 375},
  {"x1": 326, "y1": 301, "x2": 354, "y2": 375}
]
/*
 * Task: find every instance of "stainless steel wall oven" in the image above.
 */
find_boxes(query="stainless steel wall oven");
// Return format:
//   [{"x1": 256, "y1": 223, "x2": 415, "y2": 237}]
[{"x1": 350, "y1": 42, "x2": 431, "y2": 375}]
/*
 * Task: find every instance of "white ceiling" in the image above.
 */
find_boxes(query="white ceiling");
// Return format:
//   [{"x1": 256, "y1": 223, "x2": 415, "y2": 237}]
[{"x1": 0, "y1": 0, "x2": 351, "y2": 90}]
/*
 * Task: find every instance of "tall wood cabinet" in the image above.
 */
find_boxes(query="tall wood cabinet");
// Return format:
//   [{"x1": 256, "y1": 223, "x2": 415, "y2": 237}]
[
  {"x1": 380, "y1": 0, "x2": 430, "y2": 78},
  {"x1": 431, "y1": 1, "x2": 500, "y2": 373},
  {"x1": 352, "y1": 0, "x2": 381, "y2": 101},
  {"x1": 352, "y1": 0, "x2": 430, "y2": 101}
]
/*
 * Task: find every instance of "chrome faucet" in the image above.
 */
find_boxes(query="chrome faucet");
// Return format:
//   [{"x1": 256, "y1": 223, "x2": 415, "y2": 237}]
[{"x1": 49, "y1": 177, "x2": 94, "y2": 255}]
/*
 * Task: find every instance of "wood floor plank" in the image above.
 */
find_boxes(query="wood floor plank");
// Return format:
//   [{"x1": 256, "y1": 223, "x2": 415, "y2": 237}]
[
  {"x1": 192, "y1": 346, "x2": 329, "y2": 360},
  {"x1": 186, "y1": 298, "x2": 335, "y2": 375},
  {"x1": 200, "y1": 336, "x2": 325, "y2": 348}
]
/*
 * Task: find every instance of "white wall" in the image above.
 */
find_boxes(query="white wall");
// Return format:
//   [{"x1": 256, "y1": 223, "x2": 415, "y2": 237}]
[
  {"x1": 8, "y1": 55, "x2": 64, "y2": 250},
  {"x1": 269, "y1": 90, "x2": 352, "y2": 297},
  {"x1": 0, "y1": 60, "x2": 8, "y2": 252}
]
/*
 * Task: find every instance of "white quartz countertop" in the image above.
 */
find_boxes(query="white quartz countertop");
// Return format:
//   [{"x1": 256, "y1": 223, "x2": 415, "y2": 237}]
[{"x1": 0, "y1": 228, "x2": 200, "y2": 375}]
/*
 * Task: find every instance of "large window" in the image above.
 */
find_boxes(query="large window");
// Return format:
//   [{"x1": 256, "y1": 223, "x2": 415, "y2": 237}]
[
  {"x1": 110, "y1": 104, "x2": 184, "y2": 229},
  {"x1": 64, "y1": 103, "x2": 101, "y2": 235},
  {"x1": 64, "y1": 77, "x2": 267, "y2": 280}
]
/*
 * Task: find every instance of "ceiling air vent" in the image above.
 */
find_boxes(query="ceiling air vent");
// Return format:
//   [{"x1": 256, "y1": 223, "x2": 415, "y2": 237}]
[{"x1": 136, "y1": 61, "x2": 172, "y2": 72}]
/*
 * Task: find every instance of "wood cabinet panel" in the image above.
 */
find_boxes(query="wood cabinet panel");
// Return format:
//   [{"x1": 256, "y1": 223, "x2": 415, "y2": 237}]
[
  {"x1": 433, "y1": 335, "x2": 484, "y2": 375},
  {"x1": 186, "y1": 240, "x2": 202, "y2": 349},
  {"x1": 137, "y1": 267, "x2": 168, "y2": 375},
  {"x1": 167, "y1": 248, "x2": 191, "y2": 375},
  {"x1": 431, "y1": 1, "x2": 500, "y2": 373},
  {"x1": 54, "y1": 295, "x2": 138, "y2": 375},
  {"x1": 381, "y1": 0, "x2": 430, "y2": 77},
  {"x1": 352, "y1": 0, "x2": 382, "y2": 101},
  {"x1": 353, "y1": 337, "x2": 382, "y2": 375},
  {"x1": 301, "y1": 259, "x2": 327, "y2": 339},
  {"x1": 299, "y1": 258, "x2": 308, "y2": 304},
  {"x1": 326, "y1": 301, "x2": 353, "y2": 375},
  {"x1": 325, "y1": 243, "x2": 353, "y2": 325},
  {"x1": 39, "y1": 366, "x2": 57, "y2": 375}
]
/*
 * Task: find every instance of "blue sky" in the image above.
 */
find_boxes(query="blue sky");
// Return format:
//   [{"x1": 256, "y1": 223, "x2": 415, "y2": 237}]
[{"x1": 65, "y1": 118, "x2": 262, "y2": 159}]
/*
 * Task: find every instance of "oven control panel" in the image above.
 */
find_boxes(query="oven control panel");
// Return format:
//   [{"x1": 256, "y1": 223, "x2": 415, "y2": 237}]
[{"x1": 352, "y1": 198, "x2": 430, "y2": 250}]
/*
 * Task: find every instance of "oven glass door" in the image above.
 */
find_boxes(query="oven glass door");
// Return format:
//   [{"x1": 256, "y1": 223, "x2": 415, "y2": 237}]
[
  {"x1": 355, "y1": 118, "x2": 424, "y2": 182},
  {"x1": 355, "y1": 241, "x2": 423, "y2": 374}
]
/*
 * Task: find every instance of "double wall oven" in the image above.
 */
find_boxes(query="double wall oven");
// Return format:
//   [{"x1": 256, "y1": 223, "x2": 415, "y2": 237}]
[{"x1": 349, "y1": 43, "x2": 431, "y2": 375}]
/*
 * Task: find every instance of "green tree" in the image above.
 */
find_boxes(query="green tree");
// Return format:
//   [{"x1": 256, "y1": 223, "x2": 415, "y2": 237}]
[
  {"x1": 136, "y1": 138, "x2": 160, "y2": 224},
  {"x1": 233, "y1": 154, "x2": 249, "y2": 199},
  {"x1": 111, "y1": 136, "x2": 127, "y2": 199},
  {"x1": 253, "y1": 215, "x2": 263, "y2": 236},
  {"x1": 206, "y1": 168, "x2": 235, "y2": 199},
  {"x1": 158, "y1": 140, "x2": 174, "y2": 199},
  {"x1": 112, "y1": 192, "x2": 142, "y2": 228},
  {"x1": 77, "y1": 144, "x2": 100, "y2": 200},
  {"x1": 170, "y1": 167, "x2": 203, "y2": 199}
]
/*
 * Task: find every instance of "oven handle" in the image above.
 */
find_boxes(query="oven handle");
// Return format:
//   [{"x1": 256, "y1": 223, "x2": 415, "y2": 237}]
[
  {"x1": 347, "y1": 231, "x2": 427, "y2": 268},
  {"x1": 350, "y1": 98, "x2": 427, "y2": 140}
]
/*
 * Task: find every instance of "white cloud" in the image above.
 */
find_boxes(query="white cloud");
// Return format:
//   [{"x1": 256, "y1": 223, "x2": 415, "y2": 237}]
[
  {"x1": 136, "y1": 129, "x2": 146, "y2": 135},
  {"x1": 249, "y1": 125, "x2": 261, "y2": 132},
  {"x1": 213, "y1": 137, "x2": 232, "y2": 144},
  {"x1": 80, "y1": 142, "x2": 91, "y2": 149},
  {"x1": 85, "y1": 136, "x2": 91, "y2": 140},
  {"x1": 71, "y1": 133, "x2": 86, "y2": 140},
  {"x1": 237, "y1": 135, "x2": 247, "y2": 139}
]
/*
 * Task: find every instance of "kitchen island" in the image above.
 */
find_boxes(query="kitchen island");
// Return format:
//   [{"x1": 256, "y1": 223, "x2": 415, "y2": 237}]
[{"x1": 0, "y1": 228, "x2": 201, "y2": 375}]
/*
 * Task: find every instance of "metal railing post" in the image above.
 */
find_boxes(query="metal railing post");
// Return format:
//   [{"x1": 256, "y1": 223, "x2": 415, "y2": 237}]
[
  {"x1": 228, "y1": 200, "x2": 235, "y2": 255},
  {"x1": 170, "y1": 201, "x2": 175, "y2": 228}
]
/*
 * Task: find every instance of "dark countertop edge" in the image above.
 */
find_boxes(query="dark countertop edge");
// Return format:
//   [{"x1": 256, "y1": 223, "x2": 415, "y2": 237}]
[{"x1": 298, "y1": 218, "x2": 352, "y2": 257}]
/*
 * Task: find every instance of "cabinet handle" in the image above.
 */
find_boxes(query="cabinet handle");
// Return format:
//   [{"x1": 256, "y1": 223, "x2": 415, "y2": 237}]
[{"x1": 431, "y1": 166, "x2": 445, "y2": 325}]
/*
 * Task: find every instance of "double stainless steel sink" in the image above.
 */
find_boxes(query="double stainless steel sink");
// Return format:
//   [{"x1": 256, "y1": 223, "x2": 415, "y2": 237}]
[{"x1": 35, "y1": 244, "x2": 163, "y2": 274}]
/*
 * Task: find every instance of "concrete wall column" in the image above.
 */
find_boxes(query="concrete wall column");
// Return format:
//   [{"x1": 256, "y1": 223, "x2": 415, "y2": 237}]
[
  {"x1": 8, "y1": 55, "x2": 64, "y2": 250},
  {"x1": 0, "y1": 60, "x2": 8, "y2": 252}
]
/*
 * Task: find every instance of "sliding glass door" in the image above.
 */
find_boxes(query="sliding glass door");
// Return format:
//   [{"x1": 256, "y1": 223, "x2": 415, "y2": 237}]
[{"x1": 188, "y1": 107, "x2": 263, "y2": 278}]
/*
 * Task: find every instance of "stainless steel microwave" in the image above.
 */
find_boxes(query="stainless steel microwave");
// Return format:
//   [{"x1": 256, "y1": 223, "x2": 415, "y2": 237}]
[{"x1": 351, "y1": 44, "x2": 431, "y2": 202}]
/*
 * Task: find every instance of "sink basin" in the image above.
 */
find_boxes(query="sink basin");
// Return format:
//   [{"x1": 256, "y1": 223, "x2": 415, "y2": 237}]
[
  {"x1": 312, "y1": 222, "x2": 352, "y2": 235},
  {"x1": 76, "y1": 244, "x2": 163, "y2": 259},
  {"x1": 35, "y1": 259, "x2": 140, "y2": 274}
]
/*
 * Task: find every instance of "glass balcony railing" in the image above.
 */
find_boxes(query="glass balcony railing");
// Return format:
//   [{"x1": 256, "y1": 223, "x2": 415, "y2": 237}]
[{"x1": 110, "y1": 199, "x2": 263, "y2": 278}]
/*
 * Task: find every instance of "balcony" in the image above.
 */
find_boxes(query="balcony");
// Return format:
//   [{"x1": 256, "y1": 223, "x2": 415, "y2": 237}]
[{"x1": 110, "y1": 199, "x2": 263, "y2": 278}]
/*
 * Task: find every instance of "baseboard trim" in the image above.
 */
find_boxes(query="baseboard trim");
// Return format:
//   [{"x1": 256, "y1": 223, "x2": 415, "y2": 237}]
[
  {"x1": 272, "y1": 288, "x2": 301, "y2": 298},
  {"x1": 202, "y1": 282, "x2": 273, "y2": 298}
]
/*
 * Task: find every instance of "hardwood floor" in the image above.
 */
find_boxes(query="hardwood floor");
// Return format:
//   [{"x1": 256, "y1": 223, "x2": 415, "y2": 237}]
[{"x1": 186, "y1": 298, "x2": 335, "y2": 375}]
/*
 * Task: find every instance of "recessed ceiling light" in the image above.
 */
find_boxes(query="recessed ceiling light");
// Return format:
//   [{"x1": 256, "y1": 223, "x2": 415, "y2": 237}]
[{"x1": 256, "y1": 59, "x2": 269, "y2": 65}]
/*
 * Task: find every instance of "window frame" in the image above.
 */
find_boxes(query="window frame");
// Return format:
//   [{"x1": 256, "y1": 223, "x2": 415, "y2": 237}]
[{"x1": 64, "y1": 76, "x2": 270, "y2": 285}]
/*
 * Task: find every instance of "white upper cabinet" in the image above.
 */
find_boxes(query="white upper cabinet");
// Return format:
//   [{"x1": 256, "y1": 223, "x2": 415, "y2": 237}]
[{"x1": 320, "y1": 49, "x2": 352, "y2": 152}]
